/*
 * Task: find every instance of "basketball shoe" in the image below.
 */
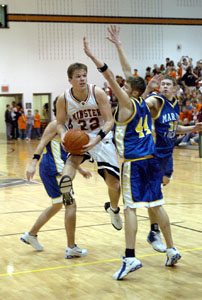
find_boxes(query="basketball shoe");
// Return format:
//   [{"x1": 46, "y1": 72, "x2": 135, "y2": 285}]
[
  {"x1": 104, "y1": 202, "x2": 122, "y2": 230},
  {"x1": 60, "y1": 175, "x2": 74, "y2": 205},
  {"x1": 20, "y1": 232, "x2": 43, "y2": 251},
  {"x1": 113, "y1": 257, "x2": 142, "y2": 280},
  {"x1": 165, "y1": 248, "x2": 181, "y2": 266},
  {"x1": 147, "y1": 230, "x2": 166, "y2": 253},
  {"x1": 65, "y1": 245, "x2": 88, "y2": 259}
]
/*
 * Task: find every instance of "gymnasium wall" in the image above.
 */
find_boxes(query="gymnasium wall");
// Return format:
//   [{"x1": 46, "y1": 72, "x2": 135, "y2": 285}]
[{"x1": 0, "y1": 0, "x2": 202, "y2": 118}]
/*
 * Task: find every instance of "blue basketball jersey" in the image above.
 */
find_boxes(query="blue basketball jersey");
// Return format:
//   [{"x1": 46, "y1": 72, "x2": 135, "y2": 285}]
[
  {"x1": 114, "y1": 97, "x2": 155, "y2": 160},
  {"x1": 40, "y1": 137, "x2": 67, "y2": 175},
  {"x1": 147, "y1": 93, "x2": 180, "y2": 158}
]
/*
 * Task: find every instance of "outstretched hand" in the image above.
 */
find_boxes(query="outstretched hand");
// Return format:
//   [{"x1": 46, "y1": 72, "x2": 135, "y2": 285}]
[
  {"x1": 26, "y1": 163, "x2": 37, "y2": 181},
  {"x1": 107, "y1": 25, "x2": 121, "y2": 46},
  {"x1": 194, "y1": 122, "x2": 202, "y2": 132},
  {"x1": 83, "y1": 37, "x2": 93, "y2": 58},
  {"x1": 147, "y1": 74, "x2": 164, "y2": 92}
]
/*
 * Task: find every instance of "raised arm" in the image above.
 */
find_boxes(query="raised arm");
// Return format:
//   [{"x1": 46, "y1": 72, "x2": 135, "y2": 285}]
[
  {"x1": 83, "y1": 37, "x2": 132, "y2": 115},
  {"x1": 107, "y1": 25, "x2": 132, "y2": 78},
  {"x1": 26, "y1": 121, "x2": 57, "y2": 181}
]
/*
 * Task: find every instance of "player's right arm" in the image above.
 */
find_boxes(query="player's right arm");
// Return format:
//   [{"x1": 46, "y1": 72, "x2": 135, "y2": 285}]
[
  {"x1": 26, "y1": 121, "x2": 57, "y2": 181},
  {"x1": 83, "y1": 37, "x2": 133, "y2": 121},
  {"x1": 56, "y1": 94, "x2": 69, "y2": 144},
  {"x1": 107, "y1": 25, "x2": 132, "y2": 79}
]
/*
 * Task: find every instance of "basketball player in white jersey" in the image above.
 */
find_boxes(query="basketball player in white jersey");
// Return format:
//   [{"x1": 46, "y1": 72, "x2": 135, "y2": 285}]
[{"x1": 56, "y1": 63, "x2": 122, "y2": 231}]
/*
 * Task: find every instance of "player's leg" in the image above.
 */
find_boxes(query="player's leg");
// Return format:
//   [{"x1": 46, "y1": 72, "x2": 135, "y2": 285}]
[
  {"x1": 88, "y1": 138, "x2": 122, "y2": 230},
  {"x1": 21, "y1": 172, "x2": 63, "y2": 251},
  {"x1": 60, "y1": 155, "x2": 84, "y2": 205},
  {"x1": 65, "y1": 199, "x2": 76, "y2": 248},
  {"x1": 104, "y1": 170, "x2": 120, "y2": 210},
  {"x1": 147, "y1": 208, "x2": 166, "y2": 253},
  {"x1": 103, "y1": 170, "x2": 122, "y2": 230},
  {"x1": 113, "y1": 207, "x2": 142, "y2": 280},
  {"x1": 21, "y1": 202, "x2": 63, "y2": 250},
  {"x1": 147, "y1": 155, "x2": 173, "y2": 252},
  {"x1": 29, "y1": 203, "x2": 63, "y2": 236},
  {"x1": 113, "y1": 161, "x2": 145, "y2": 280},
  {"x1": 64, "y1": 199, "x2": 87, "y2": 258},
  {"x1": 147, "y1": 158, "x2": 181, "y2": 266},
  {"x1": 149, "y1": 205, "x2": 181, "y2": 266}
]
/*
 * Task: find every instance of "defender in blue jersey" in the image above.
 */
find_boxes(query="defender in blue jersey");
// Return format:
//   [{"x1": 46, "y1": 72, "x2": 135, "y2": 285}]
[
  {"x1": 106, "y1": 25, "x2": 202, "y2": 256},
  {"x1": 145, "y1": 75, "x2": 202, "y2": 250},
  {"x1": 83, "y1": 35, "x2": 181, "y2": 280},
  {"x1": 21, "y1": 98, "x2": 91, "y2": 258},
  {"x1": 146, "y1": 77, "x2": 202, "y2": 183}
]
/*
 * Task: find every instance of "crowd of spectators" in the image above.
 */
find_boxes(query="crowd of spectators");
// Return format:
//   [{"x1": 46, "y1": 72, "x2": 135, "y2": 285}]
[
  {"x1": 103, "y1": 55, "x2": 202, "y2": 147},
  {"x1": 4, "y1": 101, "x2": 41, "y2": 141}
]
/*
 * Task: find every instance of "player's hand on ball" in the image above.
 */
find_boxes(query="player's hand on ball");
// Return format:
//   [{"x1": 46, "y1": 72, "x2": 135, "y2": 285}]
[{"x1": 80, "y1": 136, "x2": 98, "y2": 153}]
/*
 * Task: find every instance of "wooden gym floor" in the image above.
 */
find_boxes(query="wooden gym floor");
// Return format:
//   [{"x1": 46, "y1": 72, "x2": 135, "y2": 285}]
[{"x1": 0, "y1": 139, "x2": 202, "y2": 300}]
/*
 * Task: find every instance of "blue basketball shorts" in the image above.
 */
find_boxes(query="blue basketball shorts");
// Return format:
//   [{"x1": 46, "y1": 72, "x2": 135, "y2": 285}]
[
  {"x1": 122, "y1": 156, "x2": 164, "y2": 209},
  {"x1": 39, "y1": 163, "x2": 63, "y2": 204}
]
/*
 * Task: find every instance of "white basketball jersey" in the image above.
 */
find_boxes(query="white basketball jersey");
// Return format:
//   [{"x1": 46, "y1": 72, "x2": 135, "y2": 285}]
[{"x1": 65, "y1": 84, "x2": 112, "y2": 139}]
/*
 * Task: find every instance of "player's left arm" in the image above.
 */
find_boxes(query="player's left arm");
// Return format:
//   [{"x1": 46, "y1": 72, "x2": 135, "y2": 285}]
[
  {"x1": 78, "y1": 166, "x2": 92, "y2": 179},
  {"x1": 176, "y1": 122, "x2": 202, "y2": 134},
  {"x1": 26, "y1": 121, "x2": 57, "y2": 181}
]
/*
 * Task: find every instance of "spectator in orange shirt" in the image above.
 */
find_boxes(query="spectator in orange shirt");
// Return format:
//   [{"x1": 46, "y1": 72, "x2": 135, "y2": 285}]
[
  {"x1": 132, "y1": 69, "x2": 140, "y2": 77},
  {"x1": 18, "y1": 110, "x2": 27, "y2": 140},
  {"x1": 169, "y1": 67, "x2": 177, "y2": 79},
  {"x1": 177, "y1": 62, "x2": 183, "y2": 80},
  {"x1": 192, "y1": 99, "x2": 202, "y2": 112},
  {"x1": 179, "y1": 105, "x2": 192, "y2": 123},
  {"x1": 34, "y1": 109, "x2": 41, "y2": 139}
]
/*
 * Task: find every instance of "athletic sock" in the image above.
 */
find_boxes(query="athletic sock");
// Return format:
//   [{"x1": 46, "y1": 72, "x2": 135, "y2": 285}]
[
  {"x1": 151, "y1": 223, "x2": 159, "y2": 232},
  {"x1": 110, "y1": 206, "x2": 119, "y2": 213},
  {"x1": 125, "y1": 248, "x2": 135, "y2": 257}
]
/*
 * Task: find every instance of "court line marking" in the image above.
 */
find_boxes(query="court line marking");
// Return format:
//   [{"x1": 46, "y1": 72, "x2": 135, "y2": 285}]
[
  {"x1": 0, "y1": 247, "x2": 201, "y2": 277},
  {"x1": 170, "y1": 181, "x2": 202, "y2": 189}
]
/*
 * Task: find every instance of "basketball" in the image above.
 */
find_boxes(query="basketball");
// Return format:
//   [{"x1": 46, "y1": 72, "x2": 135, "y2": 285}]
[{"x1": 63, "y1": 129, "x2": 90, "y2": 154}]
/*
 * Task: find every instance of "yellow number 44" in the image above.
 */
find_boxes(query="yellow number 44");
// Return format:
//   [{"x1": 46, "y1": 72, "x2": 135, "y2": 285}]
[{"x1": 136, "y1": 116, "x2": 151, "y2": 138}]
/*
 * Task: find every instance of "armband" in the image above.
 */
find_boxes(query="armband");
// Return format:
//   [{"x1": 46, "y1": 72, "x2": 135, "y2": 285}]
[
  {"x1": 97, "y1": 129, "x2": 107, "y2": 140},
  {"x1": 32, "y1": 154, "x2": 41, "y2": 160},
  {"x1": 97, "y1": 63, "x2": 108, "y2": 73}
]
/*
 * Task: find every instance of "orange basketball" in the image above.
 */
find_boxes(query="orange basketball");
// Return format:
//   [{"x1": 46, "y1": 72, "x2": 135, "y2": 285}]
[{"x1": 63, "y1": 129, "x2": 90, "y2": 154}]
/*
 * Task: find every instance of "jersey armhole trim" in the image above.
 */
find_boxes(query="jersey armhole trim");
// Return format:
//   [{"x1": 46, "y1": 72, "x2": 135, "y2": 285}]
[
  {"x1": 152, "y1": 96, "x2": 165, "y2": 120},
  {"x1": 114, "y1": 98, "x2": 137, "y2": 125}
]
